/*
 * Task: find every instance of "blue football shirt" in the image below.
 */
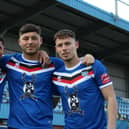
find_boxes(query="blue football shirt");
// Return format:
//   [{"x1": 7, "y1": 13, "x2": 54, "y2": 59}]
[
  {"x1": 0, "y1": 53, "x2": 63, "y2": 129},
  {"x1": 53, "y1": 60, "x2": 112, "y2": 129}
]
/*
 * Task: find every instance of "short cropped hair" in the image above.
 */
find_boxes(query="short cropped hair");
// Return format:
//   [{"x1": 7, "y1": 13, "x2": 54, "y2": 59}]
[
  {"x1": 19, "y1": 24, "x2": 42, "y2": 36},
  {"x1": 54, "y1": 29, "x2": 76, "y2": 41},
  {"x1": 0, "y1": 37, "x2": 5, "y2": 45}
]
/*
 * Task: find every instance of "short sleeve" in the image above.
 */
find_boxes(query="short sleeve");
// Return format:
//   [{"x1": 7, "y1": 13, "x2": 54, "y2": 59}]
[
  {"x1": 0, "y1": 53, "x2": 20, "y2": 69},
  {"x1": 93, "y1": 60, "x2": 112, "y2": 89}
]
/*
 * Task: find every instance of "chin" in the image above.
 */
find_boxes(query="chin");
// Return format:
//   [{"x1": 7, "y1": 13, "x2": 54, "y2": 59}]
[
  {"x1": 27, "y1": 51, "x2": 37, "y2": 55},
  {"x1": 63, "y1": 58, "x2": 71, "y2": 62}
]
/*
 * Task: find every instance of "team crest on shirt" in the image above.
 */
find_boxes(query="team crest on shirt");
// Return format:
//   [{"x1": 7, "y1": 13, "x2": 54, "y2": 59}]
[
  {"x1": 20, "y1": 73, "x2": 37, "y2": 100},
  {"x1": 65, "y1": 86, "x2": 84, "y2": 115},
  {"x1": 68, "y1": 93, "x2": 79, "y2": 111}
]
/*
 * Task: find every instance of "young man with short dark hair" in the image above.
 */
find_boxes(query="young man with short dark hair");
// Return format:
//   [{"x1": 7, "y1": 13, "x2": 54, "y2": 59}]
[
  {"x1": 0, "y1": 24, "x2": 64, "y2": 129},
  {"x1": 53, "y1": 29, "x2": 117, "y2": 129}
]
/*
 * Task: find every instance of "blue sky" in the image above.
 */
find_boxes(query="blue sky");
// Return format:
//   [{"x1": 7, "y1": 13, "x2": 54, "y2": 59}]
[{"x1": 83, "y1": 0, "x2": 129, "y2": 22}]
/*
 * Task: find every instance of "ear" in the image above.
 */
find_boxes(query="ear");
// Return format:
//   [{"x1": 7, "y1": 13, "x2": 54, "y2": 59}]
[
  {"x1": 40, "y1": 37, "x2": 43, "y2": 45},
  {"x1": 75, "y1": 41, "x2": 79, "y2": 49},
  {"x1": 18, "y1": 38, "x2": 21, "y2": 46}
]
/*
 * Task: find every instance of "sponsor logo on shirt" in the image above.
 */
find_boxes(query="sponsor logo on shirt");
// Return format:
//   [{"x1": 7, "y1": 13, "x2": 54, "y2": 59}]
[{"x1": 101, "y1": 73, "x2": 111, "y2": 84}]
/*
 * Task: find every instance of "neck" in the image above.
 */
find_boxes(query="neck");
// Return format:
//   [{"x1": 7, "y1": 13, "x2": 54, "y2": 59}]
[
  {"x1": 23, "y1": 53, "x2": 39, "y2": 61},
  {"x1": 64, "y1": 57, "x2": 80, "y2": 68}
]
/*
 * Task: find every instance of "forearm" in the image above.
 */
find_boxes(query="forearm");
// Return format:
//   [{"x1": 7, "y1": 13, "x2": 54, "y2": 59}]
[{"x1": 107, "y1": 96, "x2": 117, "y2": 129}]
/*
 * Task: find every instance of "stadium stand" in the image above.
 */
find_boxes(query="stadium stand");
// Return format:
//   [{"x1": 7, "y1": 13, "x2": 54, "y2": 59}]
[{"x1": 117, "y1": 96, "x2": 129, "y2": 121}]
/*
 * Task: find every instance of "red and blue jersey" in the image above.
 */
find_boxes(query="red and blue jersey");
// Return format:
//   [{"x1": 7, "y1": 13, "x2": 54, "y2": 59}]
[
  {"x1": 0, "y1": 53, "x2": 63, "y2": 129},
  {"x1": 52, "y1": 60, "x2": 112, "y2": 129},
  {"x1": 0, "y1": 69, "x2": 6, "y2": 103}
]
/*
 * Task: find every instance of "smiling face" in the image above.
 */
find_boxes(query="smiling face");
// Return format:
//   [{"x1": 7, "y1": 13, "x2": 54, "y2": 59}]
[
  {"x1": 55, "y1": 37, "x2": 79, "y2": 62},
  {"x1": 19, "y1": 32, "x2": 42, "y2": 56}
]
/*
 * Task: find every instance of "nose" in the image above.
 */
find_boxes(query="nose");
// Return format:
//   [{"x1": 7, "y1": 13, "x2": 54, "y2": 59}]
[
  {"x1": 62, "y1": 44, "x2": 67, "y2": 50},
  {"x1": 28, "y1": 38, "x2": 33, "y2": 44}
]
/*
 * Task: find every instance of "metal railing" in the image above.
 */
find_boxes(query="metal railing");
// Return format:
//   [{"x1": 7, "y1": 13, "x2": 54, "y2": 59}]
[{"x1": 114, "y1": 0, "x2": 129, "y2": 20}]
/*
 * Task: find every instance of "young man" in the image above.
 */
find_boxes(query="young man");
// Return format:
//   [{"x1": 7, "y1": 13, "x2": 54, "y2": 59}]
[
  {"x1": 0, "y1": 24, "x2": 64, "y2": 129},
  {"x1": 52, "y1": 29, "x2": 117, "y2": 129},
  {"x1": 0, "y1": 24, "x2": 95, "y2": 129}
]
